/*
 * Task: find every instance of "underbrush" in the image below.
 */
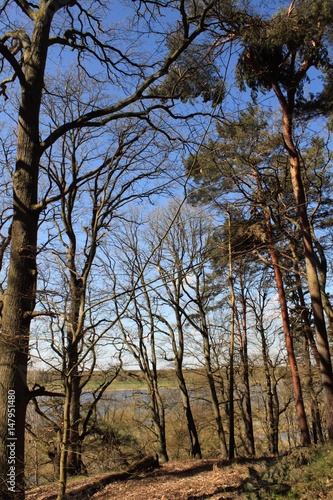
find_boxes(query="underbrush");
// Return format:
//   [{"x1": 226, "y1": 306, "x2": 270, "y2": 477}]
[{"x1": 242, "y1": 444, "x2": 333, "y2": 499}]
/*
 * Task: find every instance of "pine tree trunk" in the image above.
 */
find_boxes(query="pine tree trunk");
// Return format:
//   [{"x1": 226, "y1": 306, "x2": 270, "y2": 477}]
[
  {"x1": 264, "y1": 209, "x2": 311, "y2": 446},
  {"x1": 251, "y1": 159, "x2": 311, "y2": 446},
  {"x1": 279, "y1": 103, "x2": 333, "y2": 440},
  {"x1": 303, "y1": 331, "x2": 324, "y2": 444}
]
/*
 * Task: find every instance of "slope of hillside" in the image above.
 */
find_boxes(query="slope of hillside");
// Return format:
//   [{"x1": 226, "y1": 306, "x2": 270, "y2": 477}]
[{"x1": 26, "y1": 445, "x2": 333, "y2": 500}]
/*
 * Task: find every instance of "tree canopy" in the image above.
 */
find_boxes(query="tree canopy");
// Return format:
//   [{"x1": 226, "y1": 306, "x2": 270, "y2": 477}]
[{"x1": 2, "y1": 1, "x2": 333, "y2": 498}]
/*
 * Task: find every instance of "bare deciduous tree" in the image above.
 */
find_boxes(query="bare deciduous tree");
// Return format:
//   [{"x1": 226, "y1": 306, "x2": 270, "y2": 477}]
[{"x1": 0, "y1": 1, "x2": 217, "y2": 495}]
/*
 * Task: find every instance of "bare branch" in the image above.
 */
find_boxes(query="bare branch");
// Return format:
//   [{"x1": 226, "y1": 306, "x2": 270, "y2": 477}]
[
  {"x1": 40, "y1": 1, "x2": 217, "y2": 150},
  {"x1": 14, "y1": 0, "x2": 37, "y2": 19},
  {"x1": 29, "y1": 384, "x2": 64, "y2": 401},
  {"x1": 0, "y1": 42, "x2": 27, "y2": 90}
]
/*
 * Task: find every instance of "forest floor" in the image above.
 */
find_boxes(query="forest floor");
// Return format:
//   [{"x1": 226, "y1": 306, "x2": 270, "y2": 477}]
[{"x1": 26, "y1": 444, "x2": 333, "y2": 500}]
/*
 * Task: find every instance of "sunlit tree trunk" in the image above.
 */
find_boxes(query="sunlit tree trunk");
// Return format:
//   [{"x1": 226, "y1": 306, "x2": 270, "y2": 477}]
[
  {"x1": 296, "y1": 277, "x2": 324, "y2": 443},
  {"x1": 240, "y1": 17, "x2": 333, "y2": 440},
  {"x1": 302, "y1": 331, "x2": 324, "y2": 444},
  {"x1": 250, "y1": 160, "x2": 311, "y2": 446},
  {"x1": 0, "y1": 9, "x2": 53, "y2": 497},
  {"x1": 276, "y1": 95, "x2": 333, "y2": 440},
  {"x1": 263, "y1": 208, "x2": 311, "y2": 446}
]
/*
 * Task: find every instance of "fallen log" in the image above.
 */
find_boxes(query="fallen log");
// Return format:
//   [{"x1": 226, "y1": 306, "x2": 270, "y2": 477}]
[
  {"x1": 26, "y1": 455, "x2": 160, "y2": 500},
  {"x1": 65, "y1": 455, "x2": 159, "y2": 499}
]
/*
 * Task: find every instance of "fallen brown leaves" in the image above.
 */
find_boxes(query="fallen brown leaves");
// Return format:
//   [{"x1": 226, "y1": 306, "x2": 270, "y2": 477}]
[
  {"x1": 25, "y1": 445, "x2": 333, "y2": 499},
  {"x1": 93, "y1": 459, "x2": 250, "y2": 500},
  {"x1": 25, "y1": 458, "x2": 253, "y2": 500}
]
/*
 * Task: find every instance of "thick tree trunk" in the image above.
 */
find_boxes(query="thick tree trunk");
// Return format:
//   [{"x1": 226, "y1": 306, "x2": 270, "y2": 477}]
[
  {"x1": 0, "y1": 184, "x2": 38, "y2": 496},
  {"x1": 291, "y1": 259, "x2": 321, "y2": 370},
  {"x1": 303, "y1": 332, "x2": 324, "y2": 444},
  {"x1": 66, "y1": 298, "x2": 86, "y2": 477},
  {"x1": 315, "y1": 240, "x2": 333, "y2": 340},
  {"x1": 296, "y1": 277, "x2": 324, "y2": 443},
  {"x1": 0, "y1": 84, "x2": 40, "y2": 500},
  {"x1": 145, "y1": 375, "x2": 169, "y2": 463},
  {"x1": 67, "y1": 371, "x2": 86, "y2": 476},
  {"x1": 174, "y1": 360, "x2": 202, "y2": 459},
  {"x1": 65, "y1": 220, "x2": 87, "y2": 478},
  {"x1": 150, "y1": 390, "x2": 169, "y2": 464},
  {"x1": 0, "y1": 11, "x2": 52, "y2": 497}
]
